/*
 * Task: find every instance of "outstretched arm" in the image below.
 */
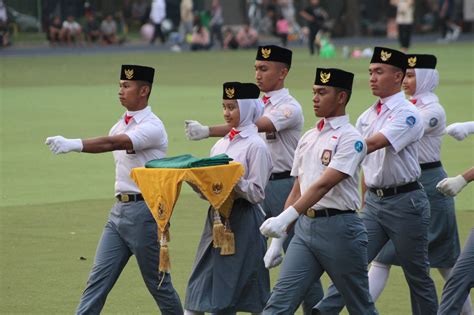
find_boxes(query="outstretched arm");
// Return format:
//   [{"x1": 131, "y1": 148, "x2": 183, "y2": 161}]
[{"x1": 45, "y1": 134, "x2": 133, "y2": 154}]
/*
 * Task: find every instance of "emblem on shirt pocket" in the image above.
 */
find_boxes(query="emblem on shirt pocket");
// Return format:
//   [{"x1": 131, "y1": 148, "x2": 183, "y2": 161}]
[
  {"x1": 321, "y1": 149, "x2": 332, "y2": 166},
  {"x1": 265, "y1": 131, "x2": 277, "y2": 140},
  {"x1": 429, "y1": 117, "x2": 438, "y2": 127}
]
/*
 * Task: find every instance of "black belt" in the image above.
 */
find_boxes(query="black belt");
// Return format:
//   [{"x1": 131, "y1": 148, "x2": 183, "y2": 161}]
[
  {"x1": 304, "y1": 208, "x2": 355, "y2": 218},
  {"x1": 269, "y1": 171, "x2": 292, "y2": 181},
  {"x1": 369, "y1": 181, "x2": 421, "y2": 198},
  {"x1": 116, "y1": 193, "x2": 144, "y2": 202},
  {"x1": 420, "y1": 161, "x2": 442, "y2": 170}
]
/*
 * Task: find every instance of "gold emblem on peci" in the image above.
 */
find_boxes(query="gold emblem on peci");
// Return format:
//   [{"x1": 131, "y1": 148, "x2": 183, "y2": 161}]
[
  {"x1": 225, "y1": 87, "x2": 235, "y2": 99},
  {"x1": 408, "y1": 56, "x2": 417, "y2": 67},
  {"x1": 261, "y1": 48, "x2": 271, "y2": 59},
  {"x1": 380, "y1": 50, "x2": 392, "y2": 62},
  {"x1": 320, "y1": 71, "x2": 331, "y2": 84},
  {"x1": 124, "y1": 69, "x2": 134, "y2": 80},
  {"x1": 212, "y1": 182, "x2": 223, "y2": 194}
]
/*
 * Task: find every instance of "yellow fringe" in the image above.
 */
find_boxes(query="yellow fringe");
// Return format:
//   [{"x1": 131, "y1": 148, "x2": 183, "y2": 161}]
[
  {"x1": 220, "y1": 230, "x2": 235, "y2": 255},
  {"x1": 159, "y1": 244, "x2": 171, "y2": 272}
]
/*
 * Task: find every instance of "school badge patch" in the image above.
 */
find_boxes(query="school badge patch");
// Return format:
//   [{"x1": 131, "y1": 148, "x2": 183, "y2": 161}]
[
  {"x1": 406, "y1": 116, "x2": 416, "y2": 127},
  {"x1": 429, "y1": 117, "x2": 438, "y2": 127},
  {"x1": 354, "y1": 141, "x2": 364, "y2": 153},
  {"x1": 321, "y1": 149, "x2": 332, "y2": 166}
]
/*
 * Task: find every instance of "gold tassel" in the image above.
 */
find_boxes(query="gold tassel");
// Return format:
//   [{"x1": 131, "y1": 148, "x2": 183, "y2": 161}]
[
  {"x1": 212, "y1": 209, "x2": 225, "y2": 248},
  {"x1": 220, "y1": 221, "x2": 235, "y2": 256},
  {"x1": 159, "y1": 234, "x2": 171, "y2": 272}
]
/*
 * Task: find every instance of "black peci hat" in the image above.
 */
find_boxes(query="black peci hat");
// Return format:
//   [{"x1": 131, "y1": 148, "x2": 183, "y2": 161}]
[
  {"x1": 120, "y1": 65, "x2": 155, "y2": 84},
  {"x1": 370, "y1": 47, "x2": 407, "y2": 71},
  {"x1": 406, "y1": 54, "x2": 437, "y2": 69},
  {"x1": 314, "y1": 68, "x2": 354, "y2": 91},
  {"x1": 223, "y1": 82, "x2": 260, "y2": 100},
  {"x1": 256, "y1": 45, "x2": 292, "y2": 67}
]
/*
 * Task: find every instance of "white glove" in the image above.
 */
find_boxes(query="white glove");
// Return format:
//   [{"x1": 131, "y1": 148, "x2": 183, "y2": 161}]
[
  {"x1": 264, "y1": 235, "x2": 286, "y2": 269},
  {"x1": 45, "y1": 136, "x2": 83, "y2": 154},
  {"x1": 260, "y1": 206, "x2": 299, "y2": 238},
  {"x1": 436, "y1": 175, "x2": 468, "y2": 197},
  {"x1": 185, "y1": 120, "x2": 210, "y2": 140},
  {"x1": 446, "y1": 122, "x2": 474, "y2": 141}
]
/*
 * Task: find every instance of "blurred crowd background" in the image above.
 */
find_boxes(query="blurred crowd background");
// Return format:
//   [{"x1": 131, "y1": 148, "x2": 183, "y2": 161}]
[{"x1": 1, "y1": 0, "x2": 473, "y2": 52}]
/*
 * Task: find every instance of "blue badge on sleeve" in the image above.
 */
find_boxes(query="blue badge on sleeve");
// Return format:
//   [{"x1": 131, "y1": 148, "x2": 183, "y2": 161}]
[
  {"x1": 429, "y1": 117, "x2": 438, "y2": 127},
  {"x1": 406, "y1": 116, "x2": 416, "y2": 127},
  {"x1": 354, "y1": 140, "x2": 363, "y2": 153}
]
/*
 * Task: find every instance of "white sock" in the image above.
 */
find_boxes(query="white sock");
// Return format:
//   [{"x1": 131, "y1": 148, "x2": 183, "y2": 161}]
[
  {"x1": 184, "y1": 310, "x2": 204, "y2": 315},
  {"x1": 438, "y1": 268, "x2": 473, "y2": 315},
  {"x1": 368, "y1": 262, "x2": 391, "y2": 302}
]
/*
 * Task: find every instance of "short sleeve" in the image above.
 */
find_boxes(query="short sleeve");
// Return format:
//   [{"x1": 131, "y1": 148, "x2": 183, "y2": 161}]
[
  {"x1": 328, "y1": 133, "x2": 366, "y2": 177},
  {"x1": 380, "y1": 109, "x2": 423, "y2": 153},
  {"x1": 264, "y1": 103, "x2": 302, "y2": 132},
  {"x1": 125, "y1": 120, "x2": 166, "y2": 151}
]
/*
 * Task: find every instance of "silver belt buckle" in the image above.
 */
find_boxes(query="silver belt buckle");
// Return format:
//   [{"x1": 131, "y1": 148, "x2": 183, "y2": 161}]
[{"x1": 376, "y1": 189, "x2": 384, "y2": 197}]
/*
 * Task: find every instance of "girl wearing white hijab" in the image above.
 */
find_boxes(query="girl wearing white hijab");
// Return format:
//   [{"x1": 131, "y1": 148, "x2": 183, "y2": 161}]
[
  {"x1": 185, "y1": 82, "x2": 272, "y2": 315},
  {"x1": 369, "y1": 54, "x2": 472, "y2": 315}
]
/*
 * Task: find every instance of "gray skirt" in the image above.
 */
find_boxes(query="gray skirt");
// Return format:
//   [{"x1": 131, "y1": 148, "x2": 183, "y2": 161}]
[
  {"x1": 184, "y1": 199, "x2": 270, "y2": 313},
  {"x1": 375, "y1": 166, "x2": 461, "y2": 268}
]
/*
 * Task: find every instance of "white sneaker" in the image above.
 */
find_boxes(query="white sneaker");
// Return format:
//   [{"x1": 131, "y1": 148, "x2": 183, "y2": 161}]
[{"x1": 451, "y1": 25, "x2": 461, "y2": 40}]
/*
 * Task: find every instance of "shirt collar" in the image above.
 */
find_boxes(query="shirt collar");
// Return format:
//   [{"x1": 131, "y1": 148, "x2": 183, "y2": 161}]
[
  {"x1": 263, "y1": 88, "x2": 289, "y2": 105},
  {"x1": 318, "y1": 115, "x2": 349, "y2": 131},
  {"x1": 122, "y1": 106, "x2": 151, "y2": 124},
  {"x1": 225, "y1": 124, "x2": 257, "y2": 140},
  {"x1": 413, "y1": 92, "x2": 439, "y2": 106},
  {"x1": 375, "y1": 91, "x2": 405, "y2": 111}
]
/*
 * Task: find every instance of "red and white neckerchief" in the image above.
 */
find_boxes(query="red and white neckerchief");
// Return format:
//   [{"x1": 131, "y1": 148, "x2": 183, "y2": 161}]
[{"x1": 229, "y1": 128, "x2": 240, "y2": 141}]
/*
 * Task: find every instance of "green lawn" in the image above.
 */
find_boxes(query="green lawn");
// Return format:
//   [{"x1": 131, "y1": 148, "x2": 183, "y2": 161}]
[{"x1": 1, "y1": 42, "x2": 473, "y2": 314}]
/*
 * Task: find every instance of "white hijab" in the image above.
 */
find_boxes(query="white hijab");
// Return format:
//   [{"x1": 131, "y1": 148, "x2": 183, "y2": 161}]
[
  {"x1": 413, "y1": 68, "x2": 439, "y2": 98},
  {"x1": 237, "y1": 99, "x2": 264, "y2": 128}
]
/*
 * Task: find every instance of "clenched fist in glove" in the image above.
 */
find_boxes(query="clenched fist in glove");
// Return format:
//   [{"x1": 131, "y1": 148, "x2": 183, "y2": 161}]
[
  {"x1": 45, "y1": 136, "x2": 83, "y2": 154},
  {"x1": 260, "y1": 206, "x2": 299, "y2": 238},
  {"x1": 185, "y1": 120, "x2": 210, "y2": 140},
  {"x1": 264, "y1": 235, "x2": 286, "y2": 269},
  {"x1": 436, "y1": 175, "x2": 468, "y2": 197},
  {"x1": 446, "y1": 121, "x2": 474, "y2": 141}
]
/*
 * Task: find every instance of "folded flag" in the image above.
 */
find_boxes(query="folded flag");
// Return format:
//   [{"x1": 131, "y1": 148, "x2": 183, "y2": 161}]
[{"x1": 145, "y1": 153, "x2": 233, "y2": 169}]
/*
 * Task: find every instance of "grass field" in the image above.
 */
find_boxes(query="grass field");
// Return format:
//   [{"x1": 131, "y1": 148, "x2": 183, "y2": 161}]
[{"x1": 1, "y1": 42, "x2": 473, "y2": 314}]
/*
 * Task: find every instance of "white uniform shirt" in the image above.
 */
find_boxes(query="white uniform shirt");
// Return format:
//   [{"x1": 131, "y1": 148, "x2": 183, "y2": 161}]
[
  {"x1": 291, "y1": 115, "x2": 366, "y2": 211},
  {"x1": 150, "y1": 0, "x2": 166, "y2": 24},
  {"x1": 109, "y1": 106, "x2": 168, "y2": 194},
  {"x1": 262, "y1": 88, "x2": 304, "y2": 173},
  {"x1": 356, "y1": 91, "x2": 423, "y2": 188},
  {"x1": 411, "y1": 93, "x2": 446, "y2": 163},
  {"x1": 211, "y1": 124, "x2": 273, "y2": 204}
]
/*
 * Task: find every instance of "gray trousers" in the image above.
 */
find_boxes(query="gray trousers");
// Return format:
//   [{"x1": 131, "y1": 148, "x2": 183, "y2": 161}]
[
  {"x1": 76, "y1": 201, "x2": 183, "y2": 315},
  {"x1": 438, "y1": 228, "x2": 474, "y2": 315},
  {"x1": 264, "y1": 213, "x2": 377, "y2": 315},
  {"x1": 314, "y1": 188, "x2": 438, "y2": 315},
  {"x1": 262, "y1": 178, "x2": 324, "y2": 314}
]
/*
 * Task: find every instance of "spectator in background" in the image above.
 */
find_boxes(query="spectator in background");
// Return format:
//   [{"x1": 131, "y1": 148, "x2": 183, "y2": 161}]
[
  {"x1": 209, "y1": 0, "x2": 224, "y2": 48},
  {"x1": 299, "y1": 0, "x2": 328, "y2": 56},
  {"x1": 396, "y1": 0, "x2": 414, "y2": 52},
  {"x1": 122, "y1": 0, "x2": 132, "y2": 32},
  {"x1": 236, "y1": 23, "x2": 259, "y2": 49},
  {"x1": 61, "y1": 15, "x2": 83, "y2": 46},
  {"x1": 84, "y1": 14, "x2": 101, "y2": 45},
  {"x1": 132, "y1": 0, "x2": 148, "y2": 25},
  {"x1": 260, "y1": 6, "x2": 276, "y2": 35},
  {"x1": 101, "y1": 14, "x2": 119, "y2": 45},
  {"x1": 223, "y1": 27, "x2": 238, "y2": 50},
  {"x1": 48, "y1": 16, "x2": 63, "y2": 46},
  {"x1": 276, "y1": 13, "x2": 289, "y2": 47},
  {"x1": 248, "y1": 0, "x2": 263, "y2": 32},
  {"x1": 438, "y1": 0, "x2": 461, "y2": 42},
  {"x1": 179, "y1": 0, "x2": 194, "y2": 45},
  {"x1": 190, "y1": 17, "x2": 210, "y2": 51},
  {"x1": 387, "y1": 0, "x2": 398, "y2": 39},
  {"x1": 149, "y1": 0, "x2": 166, "y2": 45}
]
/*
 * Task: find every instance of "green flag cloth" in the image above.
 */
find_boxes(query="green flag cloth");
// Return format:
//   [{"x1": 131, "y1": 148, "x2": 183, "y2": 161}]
[{"x1": 145, "y1": 154, "x2": 233, "y2": 169}]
